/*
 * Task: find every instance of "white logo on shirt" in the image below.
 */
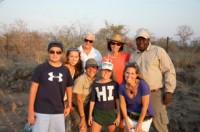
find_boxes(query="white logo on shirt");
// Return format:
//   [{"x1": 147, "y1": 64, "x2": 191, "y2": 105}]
[
  {"x1": 48, "y1": 72, "x2": 63, "y2": 82},
  {"x1": 96, "y1": 86, "x2": 114, "y2": 101}
]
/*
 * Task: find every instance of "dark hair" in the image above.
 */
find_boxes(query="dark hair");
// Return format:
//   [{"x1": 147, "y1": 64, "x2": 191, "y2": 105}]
[
  {"x1": 63, "y1": 48, "x2": 84, "y2": 80},
  {"x1": 123, "y1": 62, "x2": 141, "y2": 81},
  {"x1": 48, "y1": 41, "x2": 63, "y2": 52},
  {"x1": 107, "y1": 41, "x2": 124, "y2": 51}
]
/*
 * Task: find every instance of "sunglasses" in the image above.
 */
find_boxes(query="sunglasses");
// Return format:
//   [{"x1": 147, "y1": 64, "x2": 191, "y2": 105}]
[
  {"x1": 84, "y1": 39, "x2": 94, "y2": 43},
  {"x1": 49, "y1": 50, "x2": 62, "y2": 55},
  {"x1": 110, "y1": 41, "x2": 122, "y2": 46}
]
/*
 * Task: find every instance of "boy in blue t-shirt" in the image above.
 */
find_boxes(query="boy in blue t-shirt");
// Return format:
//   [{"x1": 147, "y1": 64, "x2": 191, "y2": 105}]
[{"x1": 27, "y1": 41, "x2": 73, "y2": 132}]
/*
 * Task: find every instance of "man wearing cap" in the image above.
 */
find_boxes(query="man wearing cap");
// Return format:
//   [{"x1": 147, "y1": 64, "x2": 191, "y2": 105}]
[
  {"x1": 78, "y1": 32, "x2": 102, "y2": 68},
  {"x1": 71, "y1": 58, "x2": 98, "y2": 132},
  {"x1": 129, "y1": 28, "x2": 176, "y2": 132}
]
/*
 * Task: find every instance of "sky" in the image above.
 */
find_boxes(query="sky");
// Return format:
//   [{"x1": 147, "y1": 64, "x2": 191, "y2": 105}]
[{"x1": 0, "y1": 0, "x2": 200, "y2": 40}]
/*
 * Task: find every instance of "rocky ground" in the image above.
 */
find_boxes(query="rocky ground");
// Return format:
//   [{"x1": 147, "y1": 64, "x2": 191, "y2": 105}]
[{"x1": 0, "y1": 67, "x2": 200, "y2": 132}]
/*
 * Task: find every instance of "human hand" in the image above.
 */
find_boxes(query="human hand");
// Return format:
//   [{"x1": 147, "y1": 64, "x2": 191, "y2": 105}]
[
  {"x1": 135, "y1": 122, "x2": 143, "y2": 132},
  {"x1": 64, "y1": 107, "x2": 71, "y2": 118},
  {"x1": 28, "y1": 110, "x2": 36, "y2": 125},
  {"x1": 124, "y1": 42, "x2": 135, "y2": 50},
  {"x1": 79, "y1": 117, "x2": 86, "y2": 128},
  {"x1": 164, "y1": 92, "x2": 172, "y2": 106},
  {"x1": 88, "y1": 115, "x2": 93, "y2": 126},
  {"x1": 113, "y1": 115, "x2": 120, "y2": 127},
  {"x1": 125, "y1": 120, "x2": 133, "y2": 131}
]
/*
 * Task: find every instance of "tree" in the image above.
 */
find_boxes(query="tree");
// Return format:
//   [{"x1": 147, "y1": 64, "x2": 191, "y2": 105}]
[
  {"x1": 95, "y1": 21, "x2": 129, "y2": 54},
  {"x1": 176, "y1": 25, "x2": 194, "y2": 47}
]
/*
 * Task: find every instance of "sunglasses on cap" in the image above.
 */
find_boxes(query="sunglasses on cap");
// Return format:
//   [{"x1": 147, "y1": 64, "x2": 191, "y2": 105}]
[
  {"x1": 110, "y1": 41, "x2": 122, "y2": 46},
  {"x1": 49, "y1": 50, "x2": 62, "y2": 55},
  {"x1": 84, "y1": 39, "x2": 94, "y2": 43}
]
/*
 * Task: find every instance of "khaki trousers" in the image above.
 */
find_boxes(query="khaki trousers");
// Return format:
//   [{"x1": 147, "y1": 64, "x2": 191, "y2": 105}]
[{"x1": 150, "y1": 90, "x2": 169, "y2": 132}]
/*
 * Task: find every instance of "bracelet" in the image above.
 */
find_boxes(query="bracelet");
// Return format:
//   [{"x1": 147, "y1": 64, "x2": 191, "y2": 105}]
[
  {"x1": 80, "y1": 116, "x2": 85, "y2": 118},
  {"x1": 66, "y1": 106, "x2": 73, "y2": 110}
]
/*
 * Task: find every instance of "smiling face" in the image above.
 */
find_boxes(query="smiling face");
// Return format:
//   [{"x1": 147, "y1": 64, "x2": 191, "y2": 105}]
[
  {"x1": 48, "y1": 47, "x2": 63, "y2": 63},
  {"x1": 67, "y1": 50, "x2": 80, "y2": 66},
  {"x1": 83, "y1": 34, "x2": 95, "y2": 50},
  {"x1": 124, "y1": 67, "x2": 138, "y2": 83},
  {"x1": 85, "y1": 66, "x2": 98, "y2": 79},
  {"x1": 110, "y1": 41, "x2": 122, "y2": 52},
  {"x1": 101, "y1": 69, "x2": 112, "y2": 80},
  {"x1": 136, "y1": 37, "x2": 150, "y2": 52}
]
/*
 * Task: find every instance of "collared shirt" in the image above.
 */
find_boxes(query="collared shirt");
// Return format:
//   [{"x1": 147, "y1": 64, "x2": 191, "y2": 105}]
[
  {"x1": 73, "y1": 73, "x2": 95, "y2": 105},
  {"x1": 129, "y1": 43, "x2": 176, "y2": 93},
  {"x1": 78, "y1": 45, "x2": 102, "y2": 68}
]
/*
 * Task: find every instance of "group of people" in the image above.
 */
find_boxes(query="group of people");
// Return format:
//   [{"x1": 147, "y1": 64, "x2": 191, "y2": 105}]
[{"x1": 27, "y1": 28, "x2": 176, "y2": 132}]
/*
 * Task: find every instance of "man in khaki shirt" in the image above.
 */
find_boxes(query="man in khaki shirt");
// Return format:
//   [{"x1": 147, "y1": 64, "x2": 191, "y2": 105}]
[{"x1": 129, "y1": 28, "x2": 176, "y2": 132}]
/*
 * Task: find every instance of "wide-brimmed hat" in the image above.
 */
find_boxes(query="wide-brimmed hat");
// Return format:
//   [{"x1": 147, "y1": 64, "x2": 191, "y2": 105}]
[
  {"x1": 107, "y1": 34, "x2": 125, "y2": 44},
  {"x1": 135, "y1": 28, "x2": 150, "y2": 39}
]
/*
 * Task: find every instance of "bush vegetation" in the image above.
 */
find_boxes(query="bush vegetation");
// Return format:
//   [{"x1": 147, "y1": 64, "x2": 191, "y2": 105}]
[{"x1": 0, "y1": 20, "x2": 200, "y2": 89}]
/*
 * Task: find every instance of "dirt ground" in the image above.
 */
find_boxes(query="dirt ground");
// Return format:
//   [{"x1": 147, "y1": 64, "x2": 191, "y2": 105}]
[{"x1": 0, "y1": 89, "x2": 29, "y2": 132}]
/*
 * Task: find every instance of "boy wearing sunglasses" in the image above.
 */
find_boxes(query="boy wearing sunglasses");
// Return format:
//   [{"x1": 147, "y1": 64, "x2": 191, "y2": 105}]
[
  {"x1": 78, "y1": 32, "x2": 102, "y2": 69},
  {"x1": 27, "y1": 41, "x2": 74, "y2": 132}
]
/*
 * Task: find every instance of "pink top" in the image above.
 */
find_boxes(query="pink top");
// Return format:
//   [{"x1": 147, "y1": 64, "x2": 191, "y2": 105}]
[{"x1": 102, "y1": 52, "x2": 130, "y2": 84}]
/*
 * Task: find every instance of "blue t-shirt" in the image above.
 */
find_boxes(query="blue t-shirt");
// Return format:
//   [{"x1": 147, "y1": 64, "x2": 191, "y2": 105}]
[
  {"x1": 90, "y1": 80, "x2": 119, "y2": 111},
  {"x1": 118, "y1": 80, "x2": 154, "y2": 117},
  {"x1": 32, "y1": 62, "x2": 73, "y2": 114}
]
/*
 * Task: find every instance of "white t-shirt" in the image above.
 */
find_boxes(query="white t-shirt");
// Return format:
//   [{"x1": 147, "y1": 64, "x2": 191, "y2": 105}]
[{"x1": 78, "y1": 45, "x2": 102, "y2": 68}]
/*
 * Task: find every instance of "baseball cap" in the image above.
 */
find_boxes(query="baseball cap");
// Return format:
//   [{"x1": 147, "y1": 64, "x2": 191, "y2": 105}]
[
  {"x1": 85, "y1": 58, "x2": 98, "y2": 68},
  {"x1": 135, "y1": 28, "x2": 150, "y2": 39},
  {"x1": 48, "y1": 41, "x2": 64, "y2": 52},
  {"x1": 101, "y1": 61, "x2": 113, "y2": 71}
]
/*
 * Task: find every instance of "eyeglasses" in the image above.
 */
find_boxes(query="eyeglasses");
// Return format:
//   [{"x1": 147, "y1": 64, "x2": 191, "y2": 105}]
[
  {"x1": 110, "y1": 41, "x2": 122, "y2": 46},
  {"x1": 68, "y1": 47, "x2": 79, "y2": 51},
  {"x1": 49, "y1": 50, "x2": 62, "y2": 55},
  {"x1": 84, "y1": 39, "x2": 94, "y2": 43}
]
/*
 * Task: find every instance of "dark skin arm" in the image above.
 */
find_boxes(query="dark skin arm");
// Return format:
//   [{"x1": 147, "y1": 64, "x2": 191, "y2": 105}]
[{"x1": 164, "y1": 92, "x2": 172, "y2": 106}]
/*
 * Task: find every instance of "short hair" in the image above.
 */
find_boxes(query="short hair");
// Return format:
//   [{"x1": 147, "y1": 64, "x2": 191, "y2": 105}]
[{"x1": 83, "y1": 32, "x2": 95, "y2": 41}]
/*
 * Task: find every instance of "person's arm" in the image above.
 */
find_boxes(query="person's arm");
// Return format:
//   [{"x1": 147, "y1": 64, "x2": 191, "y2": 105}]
[
  {"x1": 119, "y1": 95, "x2": 132, "y2": 131},
  {"x1": 88, "y1": 101, "x2": 95, "y2": 126},
  {"x1": 76, "y1": 93, "x2": 87, "y2": 128},
  {"x1": 113, "y1": 99, "x2": 121, "y2": 126},
  {"x1": 135, "y1": 94, "x2": 149, "y2": 132},
  {"x1": 64, "y1": 86, "x2": 73, "y2": 117},
  {"x1": 158, "y1": 48, "x2": 176, "y2": 105},
  {"x1": 27, "y1": 82, "x2": 39, "y2": 124}
]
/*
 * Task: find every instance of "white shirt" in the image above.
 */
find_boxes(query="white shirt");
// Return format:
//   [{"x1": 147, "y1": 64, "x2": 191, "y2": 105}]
[{"x1": 78, "y1": 45, "x2": 102, "y2": 68}]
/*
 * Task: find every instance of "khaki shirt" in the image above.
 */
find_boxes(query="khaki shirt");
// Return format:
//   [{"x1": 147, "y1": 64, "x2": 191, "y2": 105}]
[
  {"x1": 73, "y1": 73, "x2": 95, "y2": 105},
  {"x1": 129, "y1": 43, "x2": 176, "y2": 93}
]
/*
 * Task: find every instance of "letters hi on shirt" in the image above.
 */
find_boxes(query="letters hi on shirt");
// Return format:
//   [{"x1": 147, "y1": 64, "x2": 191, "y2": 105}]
[
  {"x1": 48, "y1": 72, "x2": 63, "y2": 82},
  {"x1": 96, "y1": 86, "x2": 114, "y2": 101}
]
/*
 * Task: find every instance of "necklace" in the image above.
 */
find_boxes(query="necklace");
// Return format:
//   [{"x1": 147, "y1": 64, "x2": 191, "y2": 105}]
[{"x1": 126, "y1": 80, "x2": 138, "y2": 95}]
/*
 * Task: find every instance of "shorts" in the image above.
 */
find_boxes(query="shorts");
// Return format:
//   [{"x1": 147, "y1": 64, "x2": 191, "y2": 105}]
[
  {"x1": 93, "y1": 108, "x2": 116, "y2": 127},
  {"x1": 124, "y1": 116, "x2": 153, "y2": 132},
  {"x1": 32, "y1": 113, "x2": 65, "y2": 132}
]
